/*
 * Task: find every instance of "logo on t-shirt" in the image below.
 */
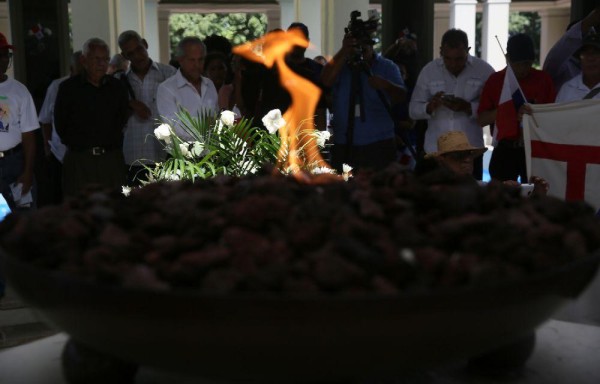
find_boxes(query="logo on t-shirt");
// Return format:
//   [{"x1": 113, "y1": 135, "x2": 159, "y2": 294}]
[{"x1": 0, "y1": 104, "x2": 10, "y2": 132}]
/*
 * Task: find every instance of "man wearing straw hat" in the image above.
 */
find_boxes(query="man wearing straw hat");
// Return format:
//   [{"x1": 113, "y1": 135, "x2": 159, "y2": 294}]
[
  {"x1": 425, "y1": 131, "x2": 487, "y2": 177},
  {"x1": 424, "y1": 131, "x2": 548, "y2": 194}
]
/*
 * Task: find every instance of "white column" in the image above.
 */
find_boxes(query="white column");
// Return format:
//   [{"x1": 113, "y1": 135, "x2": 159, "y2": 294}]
[
  {"x1": 71, "y1": 0, "x2": 120, "y2": 54},
  {"x1": 323, "y1": 0, "x2": 369, "y2": 57},
  {"x1": 279, "y1": 0, "x2": 295, "y2": 31},
  {"x1": 157, "y1": 7, "x2": 170, "y2": 64},
  {"x1": 539, "y1": 7, "x2": 570, "y2": 67},
  {"x1": 292, "y1": 0, "x2": 325, "y2": 58},
  {"x1": 144, "y1": 0, "x2": 161, "y2": 62},
  {"x1": 434, "y1": 2, "x2": 450, "y2": 58},
  {"x1": 481, "y1": 0, "x2": 511, "y2": 71},
  {"x1": 448, "y1": 0, "x2": 477, "y2": 50}
]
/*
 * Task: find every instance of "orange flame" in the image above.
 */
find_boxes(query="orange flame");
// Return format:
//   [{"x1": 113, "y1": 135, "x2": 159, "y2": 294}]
[{"x1": 233, "y1": 29, "x2": 328, "y2": 177}]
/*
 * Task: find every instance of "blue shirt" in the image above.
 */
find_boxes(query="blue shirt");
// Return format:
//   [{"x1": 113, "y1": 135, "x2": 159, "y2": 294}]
[{"x1": 331, "y1": 55, "x2": 404, "y2": 145}]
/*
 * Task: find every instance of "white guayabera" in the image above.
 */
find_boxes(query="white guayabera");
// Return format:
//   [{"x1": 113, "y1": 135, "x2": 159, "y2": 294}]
[
  {"x1": 262, "y1": 109, "x2": 286, "y2": 134},
  {"x1": 220, "y1": 110, "x2": 236, "y2": 127},
  {"x1": 154, "y1": 123, "x2": 172, "y2": 144}
]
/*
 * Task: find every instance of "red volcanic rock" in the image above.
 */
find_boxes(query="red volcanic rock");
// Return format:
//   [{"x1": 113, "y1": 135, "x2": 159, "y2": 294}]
[{"x1": 1, "y1": 164, "x2": 600, "y2": 294}]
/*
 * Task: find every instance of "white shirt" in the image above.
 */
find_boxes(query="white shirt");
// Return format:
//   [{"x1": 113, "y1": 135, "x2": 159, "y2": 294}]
[
  {"x1": 123, "y1": 61, "x2": 176, "y2": 165},
  {"x1": 156, "y1": 69, "x2": 219, "y2": 141},
  {"x1": 0, "y1": 78, "x2": 39, "y2": 151},
  {"x1": 409, "y1": 56, "x2": 494, "y2": 153},
  {"x1": 38, "y1": 76, "x2": 68, "y2": 161},
  {"x1": 556, "y1": 74, "x2": 600, "y2": 102}
]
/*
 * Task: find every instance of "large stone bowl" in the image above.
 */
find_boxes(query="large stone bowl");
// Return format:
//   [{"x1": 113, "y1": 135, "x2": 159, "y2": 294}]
[{"x1": 3, "y1": 249, "x2": 599, "y2": 383}]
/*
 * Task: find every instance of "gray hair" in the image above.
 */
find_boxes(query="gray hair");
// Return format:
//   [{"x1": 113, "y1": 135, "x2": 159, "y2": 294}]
[
  {"x1": 175, "y1": 36, "x2": 205, "y2": 58},
  {"x1": 118, "y1": 30, "x2": 143, "y2": 48},
  {"x1": 82, "y1": 37, "x2": 109, "y2": 56}
]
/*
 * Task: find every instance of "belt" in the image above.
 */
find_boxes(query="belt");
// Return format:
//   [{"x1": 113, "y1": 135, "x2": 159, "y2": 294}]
[
  {"x1": 0, "y1": 143, "x2": 23, "y2": 158},
  {"x1": 70, "y1": 146, "x2": 118, "y2": 156},
  {"x1": 498, "y1": 139, "x2": 524, "y2": 148}
]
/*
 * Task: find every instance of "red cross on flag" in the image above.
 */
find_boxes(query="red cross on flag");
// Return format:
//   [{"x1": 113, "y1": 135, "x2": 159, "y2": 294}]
[{"x1": 523, "y1": 100, "x2": 600, "y2": 210}]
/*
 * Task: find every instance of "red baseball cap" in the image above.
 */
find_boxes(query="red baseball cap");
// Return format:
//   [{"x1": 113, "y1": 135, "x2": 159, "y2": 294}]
[{"x1": 0, "y1": 33, "x2": 15, "y2": 50}]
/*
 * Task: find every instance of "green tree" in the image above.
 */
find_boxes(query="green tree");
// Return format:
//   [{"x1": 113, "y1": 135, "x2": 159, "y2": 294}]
[{"x1": 169, "y1": 13, "x2": 268, "y2": 57}]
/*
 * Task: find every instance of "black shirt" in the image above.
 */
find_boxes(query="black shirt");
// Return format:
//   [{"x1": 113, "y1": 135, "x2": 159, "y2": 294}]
[{"x1": 54, "y1": 74, "x2": 129, "y2": 150}]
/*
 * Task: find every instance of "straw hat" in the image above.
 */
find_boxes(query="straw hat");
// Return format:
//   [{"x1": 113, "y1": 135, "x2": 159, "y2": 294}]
[{"x1": 425, "y1": 131, "x2": 487, "y2": 158}]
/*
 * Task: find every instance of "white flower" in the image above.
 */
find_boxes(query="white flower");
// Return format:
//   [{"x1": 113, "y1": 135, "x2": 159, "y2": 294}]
[
  {"x1": 315, "y1": 130, "x2": 331, "y2": 148},
  {"x1": 154, "y1": 124, "x2": 172, "y2": 143},
  {"x1": 191, "y1": 141, "x2": 205, "y2": 157},
  {"x1": 342, "y1": 163, "x2": 353, "y2": 181},
  {"x1": 179, "y1": 143, "x2": 191, "y2": 158},
  {"x1": 220, "y1": 110, "x2": 236, "y2": 127},
  {"x1": 121, "y1": 186, "x2": 131, "y2": 197},
  {"x1": 167, "y1": 169, "x2": 181, "y2": 181},
  {"x1": 262, "y1": 109, "x2": 286, "y2": 134},
  {"x1": 312, "y1": 167, "x2": 335, "y2": 175}
]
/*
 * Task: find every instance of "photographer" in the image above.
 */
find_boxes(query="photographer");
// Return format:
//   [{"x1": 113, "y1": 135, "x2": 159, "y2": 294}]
[{"x1": 321, "y1": 13, "x2": 406, "y2": 172}]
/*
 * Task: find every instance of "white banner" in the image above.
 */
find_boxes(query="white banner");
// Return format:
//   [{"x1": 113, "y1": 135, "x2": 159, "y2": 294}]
[{"x1": 523, "y1": 99, "x2": 600, "y2": 210}]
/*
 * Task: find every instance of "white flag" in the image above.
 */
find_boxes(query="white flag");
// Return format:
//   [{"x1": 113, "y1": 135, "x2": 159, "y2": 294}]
[{"x1": 523, "y1": 99, "x2": 600, "y2": 210}]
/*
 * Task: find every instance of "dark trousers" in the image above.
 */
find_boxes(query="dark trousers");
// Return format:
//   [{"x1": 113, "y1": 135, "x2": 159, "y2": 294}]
[
  {"x1": 43, "y1": 153, "x2": 63, "y2": 205},
  {"x1": 63, "y1": 149, "x2": 126, "y2": 197},
  {"x1": 489, "y1": 141, "x2": 527, "y2": 182},
  {"x1": 331, "y1": 139, "x2": 396, "y2": 173}
]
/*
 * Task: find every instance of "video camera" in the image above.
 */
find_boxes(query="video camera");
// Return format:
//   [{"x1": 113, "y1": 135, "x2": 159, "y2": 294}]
[{"x1": 345, "y1": 10, "x2": 379, "y2": 67}]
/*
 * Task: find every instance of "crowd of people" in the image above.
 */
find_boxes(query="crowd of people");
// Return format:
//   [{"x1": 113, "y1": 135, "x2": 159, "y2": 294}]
[{"x1": 0, "y1": 8, "x2": 599, "y2": 204}]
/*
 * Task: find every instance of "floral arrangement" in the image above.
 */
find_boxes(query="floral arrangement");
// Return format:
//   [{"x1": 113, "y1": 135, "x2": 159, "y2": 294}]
[{"x1": 133, "y1": 108, "x2": 345, "y2": 189}]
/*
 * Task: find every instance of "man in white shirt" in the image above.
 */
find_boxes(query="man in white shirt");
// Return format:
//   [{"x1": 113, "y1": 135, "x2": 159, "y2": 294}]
[
  {"x1": 118, "y1": 30, "x2": 176, "y2": 185},
  {"x1": 556, "y1": 31, "x2": 600, "y2": 102},
  {"x1": 38, "y1": 51, "x2": 83, "y2": 204},
  {"x1": 543, "y1": 6, "x2": 600, "y2": 91},
  {"x1": 409, "y1": 29, "x2": 494, "y2": 179},
  {"x1": 156, "y1": 37, "x2": 219, "y2": 141},
  {"x1": 0, "y1": 33, "x2": 39, "y2": 209}
]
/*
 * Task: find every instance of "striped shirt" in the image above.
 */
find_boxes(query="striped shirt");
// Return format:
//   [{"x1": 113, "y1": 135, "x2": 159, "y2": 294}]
[{"x1": 122, "y1": 61, "x2": 176, "y2": 165}]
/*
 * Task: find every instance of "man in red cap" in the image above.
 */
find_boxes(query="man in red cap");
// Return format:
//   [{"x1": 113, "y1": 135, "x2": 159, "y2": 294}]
[
  {"x1": 0, "y1": 32, "x2": 39, "y2": 298},
  {"x1": 0, "y1": 32, "x2": 39, "y2": 209}
]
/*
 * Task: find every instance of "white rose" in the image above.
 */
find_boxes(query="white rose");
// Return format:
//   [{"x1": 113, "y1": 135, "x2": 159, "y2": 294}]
[
  {"x1": 262, "y1": 109, "x2": 286, "y2": 134},
  {"x1": 315, "y1": 130, "x2": 331, "y2": 147},
  {"x1": 121, "y1": 186, "x2": 131, "y2": 197},
  {"x1": 179, "y1": 143, "x2": 191, "y2": 158},
  {"x1": 154, "y1": 124, "x2": 172, "y2": 143},
  {"x1": 342, "y1": 163, "x2": 353, "y2": 181},
  {"x1": 220, "y1": 110, "x2": 236, "y2": 127},
  {"x1": 312, "y1": 166, "x2": 335, "y2": 175},
  {"x1": 191, "y1": 141, "x2": 205, "y2": 157}
]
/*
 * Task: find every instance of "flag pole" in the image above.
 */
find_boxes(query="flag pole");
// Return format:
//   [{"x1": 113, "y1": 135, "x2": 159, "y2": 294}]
[{"x1": 495, "y1": 35, "x2": 539, "y2": 127}]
